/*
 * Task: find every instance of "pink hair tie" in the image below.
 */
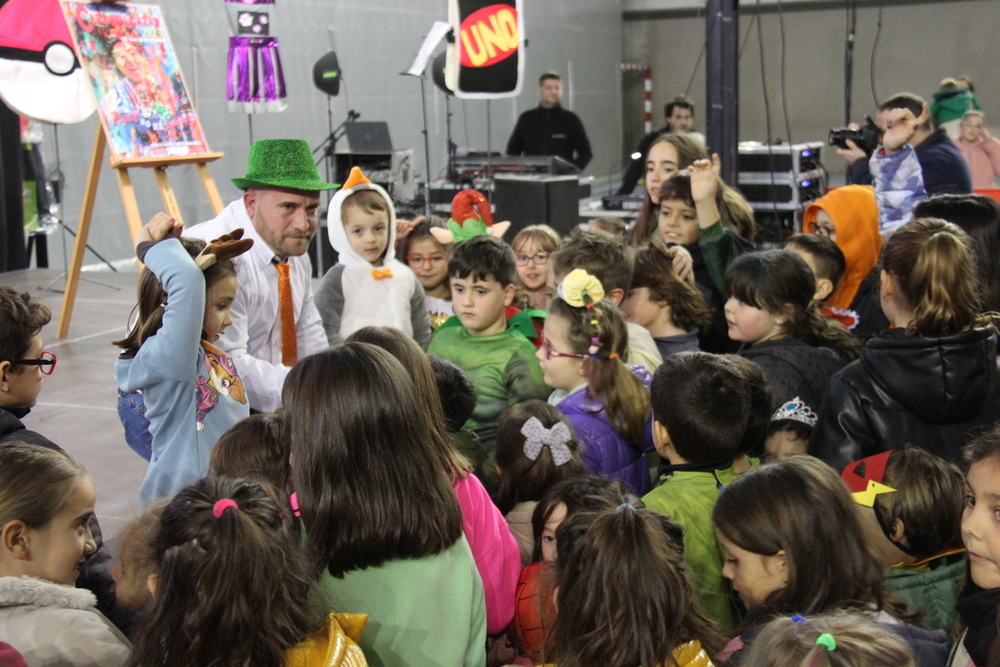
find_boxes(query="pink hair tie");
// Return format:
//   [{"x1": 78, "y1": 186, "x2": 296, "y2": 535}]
[{"x1": 213, "y1": 498, "x2": 239, "y2": 518}]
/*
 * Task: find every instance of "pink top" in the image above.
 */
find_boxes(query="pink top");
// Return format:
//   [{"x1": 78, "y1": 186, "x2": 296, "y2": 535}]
[
  {"x1": 953, "y1": 136, "x2": 1000, "y2": 189},
  {"x1": 453, "y1": 473, "x2": 521, "y2": 635}
]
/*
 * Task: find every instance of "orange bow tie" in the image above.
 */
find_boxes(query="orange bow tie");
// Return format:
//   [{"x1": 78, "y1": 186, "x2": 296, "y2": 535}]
[{"x1": 371, "y1": 268, "x2": 393, "y2": 280}]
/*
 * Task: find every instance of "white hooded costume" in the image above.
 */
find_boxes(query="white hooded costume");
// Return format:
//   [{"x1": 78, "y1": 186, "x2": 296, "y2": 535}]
[{"x1": 314, "y1": 168, "x2": 431, "y2": 348}]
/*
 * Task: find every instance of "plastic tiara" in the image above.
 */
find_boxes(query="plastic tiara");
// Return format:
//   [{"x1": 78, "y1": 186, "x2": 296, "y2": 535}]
[{"x1": 770, "y1": 397, "x2": 817, "y2": 427}]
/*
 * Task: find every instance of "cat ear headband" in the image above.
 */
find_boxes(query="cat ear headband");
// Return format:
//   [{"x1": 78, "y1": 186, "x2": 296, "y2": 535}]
[{"x1": 521, "y1": 417, "x2": 573, "y2": 466}]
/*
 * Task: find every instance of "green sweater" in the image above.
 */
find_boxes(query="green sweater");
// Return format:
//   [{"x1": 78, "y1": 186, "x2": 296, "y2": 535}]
[
  {"x1": 885, "y1": 551, "x2": 966, "y2": 634},
  {"x1": 429, "y1": 311, "x2": 549, "y2": 459},
  {"x1": 642, "y1": 459, "x2": 759, "y2": 634},
  {"x1": 318, "y1": 536, "x2": 486, "y2": 667}
]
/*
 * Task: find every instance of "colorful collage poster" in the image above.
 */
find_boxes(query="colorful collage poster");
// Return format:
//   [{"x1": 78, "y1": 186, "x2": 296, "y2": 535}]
[{"x1": 61, "y1": 2, "x2": 210, "y2": 160}]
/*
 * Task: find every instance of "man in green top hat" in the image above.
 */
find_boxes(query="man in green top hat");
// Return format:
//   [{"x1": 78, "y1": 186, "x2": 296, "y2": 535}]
[{"x1": 185, "y1": 139, "x2": 339, "y2": 412}]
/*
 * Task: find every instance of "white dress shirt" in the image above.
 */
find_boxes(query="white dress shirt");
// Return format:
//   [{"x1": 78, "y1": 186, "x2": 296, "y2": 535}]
[{"x1": 185, "y1": 199, "x2": 328, "y2": 412}]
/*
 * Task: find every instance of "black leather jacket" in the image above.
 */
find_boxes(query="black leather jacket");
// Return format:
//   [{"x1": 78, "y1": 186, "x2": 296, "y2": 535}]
[{"x1": 810, "y1": 326, "x2": 1000, "y2": 470}]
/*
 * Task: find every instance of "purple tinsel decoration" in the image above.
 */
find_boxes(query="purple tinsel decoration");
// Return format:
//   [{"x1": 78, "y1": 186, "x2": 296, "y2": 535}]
[{"x1": 227, "y1": 35, "x2": 287, "y2": 113}]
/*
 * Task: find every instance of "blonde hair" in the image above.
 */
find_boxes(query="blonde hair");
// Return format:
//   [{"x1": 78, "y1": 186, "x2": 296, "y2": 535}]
[
  {"x1": 513, "y1": 225, "x2": 562, "y2": 254},
  {"x1": 741, "y1": 612, "x2": 915, "y2": 667},
  {"x1": 881, "y1": 217, "x2": 988, "y2": 336}
]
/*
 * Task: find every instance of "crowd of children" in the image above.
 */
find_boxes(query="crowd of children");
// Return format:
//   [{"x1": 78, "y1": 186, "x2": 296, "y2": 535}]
[{"x1": 4, "y1": 140, "x2": 1000, "y2": 667}]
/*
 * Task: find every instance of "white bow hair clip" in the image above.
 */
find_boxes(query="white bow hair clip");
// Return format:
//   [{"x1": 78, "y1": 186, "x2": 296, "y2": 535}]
[{"x1": 521, "y1": 417, "x2": 573, "y2": 466}]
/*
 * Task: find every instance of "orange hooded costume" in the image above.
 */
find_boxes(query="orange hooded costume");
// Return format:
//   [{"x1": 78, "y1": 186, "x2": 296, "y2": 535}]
[{"x1": 802, "y1": 185, "x2": 882, "y2": 312}]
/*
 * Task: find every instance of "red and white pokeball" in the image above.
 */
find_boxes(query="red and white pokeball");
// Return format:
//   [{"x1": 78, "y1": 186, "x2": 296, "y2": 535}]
[{"x1": 0, "y1": 0, "x2": 96, "y2": 124}]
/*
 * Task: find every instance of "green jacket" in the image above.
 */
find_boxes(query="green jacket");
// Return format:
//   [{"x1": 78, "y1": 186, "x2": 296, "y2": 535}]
[
  {"x1": 429, "y1": 310, "x2": 549, "y2": 460},
  {"x1": 642, "y1": 459, "x2": 759, "y2": 634},
  {"x1": 699, "y1": 219, "x2": 746, "y2": 297},
  {"x1": 886, "y1": 551, "x2": 966, "y2": 634}
]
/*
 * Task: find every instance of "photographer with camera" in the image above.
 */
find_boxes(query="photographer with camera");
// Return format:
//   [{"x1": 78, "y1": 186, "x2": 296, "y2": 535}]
[{"x1": 834, "y1": 93, "x2": 971, "y2": 235}]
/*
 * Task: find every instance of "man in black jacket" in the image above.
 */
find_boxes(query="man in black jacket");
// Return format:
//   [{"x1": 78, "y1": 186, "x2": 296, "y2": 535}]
[
  {"x1": 0, "y1": 286, "x2": 127, "y2": 633},
  {"x1": 506, "y1": 72, "x2": 592, "y2": 170}
]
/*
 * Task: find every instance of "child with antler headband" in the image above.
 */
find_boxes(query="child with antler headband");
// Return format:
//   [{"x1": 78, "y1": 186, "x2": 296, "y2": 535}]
[
  {"x1": 115, "y1": 212, "x2": 254, "y2": 506},
  {"x1": 538, "y1": 269, "x2": 654, "y2": 495}
]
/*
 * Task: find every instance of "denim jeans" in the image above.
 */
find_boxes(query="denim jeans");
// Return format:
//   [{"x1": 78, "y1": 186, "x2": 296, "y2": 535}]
[{"x1": 117, "y1": 390, "x2": 153, "y2": 461}]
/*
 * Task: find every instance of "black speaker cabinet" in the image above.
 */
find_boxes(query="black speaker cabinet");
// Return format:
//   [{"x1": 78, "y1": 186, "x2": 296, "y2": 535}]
[{"x1": 493, "y1": 175, "x2": 579, "y2": 237}]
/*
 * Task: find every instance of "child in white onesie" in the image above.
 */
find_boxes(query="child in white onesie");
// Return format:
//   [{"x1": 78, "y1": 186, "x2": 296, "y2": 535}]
[{"x1": 315, "y1": 167, "x2": 431, "y2": 348}]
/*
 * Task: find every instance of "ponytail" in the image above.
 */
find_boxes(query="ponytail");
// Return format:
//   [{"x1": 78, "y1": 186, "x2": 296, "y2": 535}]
[
  {"x1": 126, "y1": 477, "x2": 317, "y2": 667},
  {"x1": 882, "y1": 218, "x2": 985, "y2": 336},
  {"x1": 549, "y1": 292, "x2": 651, "y2": 446}
]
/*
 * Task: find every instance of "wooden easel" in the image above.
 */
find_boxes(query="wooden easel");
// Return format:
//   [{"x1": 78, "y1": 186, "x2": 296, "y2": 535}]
[{"x1": 55, "y1": 123, "x2": 225, "y2": 338}]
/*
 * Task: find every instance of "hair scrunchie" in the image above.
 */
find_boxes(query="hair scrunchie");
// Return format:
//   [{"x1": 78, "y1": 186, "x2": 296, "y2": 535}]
[
  {"x1": 213, "y1": 498, "x2": 239, "y2": 518},
  {"x1": 557, "y1": 269, "x2": 605, "y2": 308}
]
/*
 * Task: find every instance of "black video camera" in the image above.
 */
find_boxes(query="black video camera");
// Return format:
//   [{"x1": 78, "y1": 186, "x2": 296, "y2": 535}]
[{"x1": 828, "y1": 115, "x2": 881, "y2": 154}]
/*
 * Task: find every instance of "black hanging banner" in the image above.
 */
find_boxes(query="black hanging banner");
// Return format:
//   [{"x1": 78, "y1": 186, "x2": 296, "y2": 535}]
[{"x1": 446, "y1": 0, "x2": 523, "y2": 99}]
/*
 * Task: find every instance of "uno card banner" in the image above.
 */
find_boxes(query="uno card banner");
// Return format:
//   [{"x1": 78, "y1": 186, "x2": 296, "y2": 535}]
[
  {"x1": 61, "y1": 2, "x2": 210, "y2": 160},
  {"x1": 446, "y1": 0, "x2": 524, "y2": 99}
]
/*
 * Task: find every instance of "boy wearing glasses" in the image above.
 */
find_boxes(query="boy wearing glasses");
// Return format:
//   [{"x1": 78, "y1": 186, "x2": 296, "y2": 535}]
[
  {"x1": 429, "y1": 236, "x2": 550, "y2": 486},
  {"x1": 0, "y1": 286, "x2": 123, "y2": 630}
]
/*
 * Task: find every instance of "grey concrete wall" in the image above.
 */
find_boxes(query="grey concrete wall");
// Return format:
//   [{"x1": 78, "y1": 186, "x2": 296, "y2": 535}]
[
  {"x1": 38, "y1": 0, "x2": 622, "y2": 270},
  {"x1": 622, "y1": 0, "x2": 1000, "y2": 170}
]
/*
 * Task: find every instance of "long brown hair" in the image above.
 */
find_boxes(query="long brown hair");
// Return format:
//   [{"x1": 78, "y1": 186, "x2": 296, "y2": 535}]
[
  {"x1": 630, "y1": 134, "x2": 707, "y2": 246},
  {"x1": 113, "y1": 237, "x2": 237, "y2": 358},
  {"x1": 713, "y1": 456, "x2": 913, "y2": 626},
  {"x1": 548, "y1": 297, "x2": 651, "y2": 446},
  {"x1": 494, "y1": 400, "x2": 585, "y2": 515},
  {"x1": 550, "y1": 507, "x2": 722, "y2": 667},
  {"x1": 631, "y1": 242, "x2": 712, "y2": 331},
  {"x1": 125, "y1": 477, "x2": 317, "y2": 667},
  {"x1": 347, "y1": 326, "x2": 471, "y2": 477},
  {"x1": 725, "y1": 250, "x2": 860, "y2": 361},
  {"x1": 283, "y1": 343, "x2": 462, "y2": 578},
  {"x1": 881, "y1": 217, "x2": 989, "y2": 336}
]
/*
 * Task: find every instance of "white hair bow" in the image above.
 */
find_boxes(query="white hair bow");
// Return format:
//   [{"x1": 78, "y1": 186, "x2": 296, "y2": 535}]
[{"x1": 521, "y1": 417, "x2": 573, "y2": 466}]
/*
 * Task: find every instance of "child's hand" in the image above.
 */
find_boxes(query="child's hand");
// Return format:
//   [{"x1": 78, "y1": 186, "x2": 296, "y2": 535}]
[
  {"x1": 882, "y1": 102, "x2": 929, "y2": 154},
  {"x1": 396, "y1": 216, "x2": 425, "y2": 240},
  {"x1": 689, "y1": 154, "x2": 721, "y2": 204},
  {"x1": 666, "y1": 245, "x2": 694, "y2": 283},
  {"x1": 137, "y1": 212, "x2": 182, "y2": 246}
]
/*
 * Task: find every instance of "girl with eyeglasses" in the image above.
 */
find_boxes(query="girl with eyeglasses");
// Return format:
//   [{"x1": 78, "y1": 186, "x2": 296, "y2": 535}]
[
  {"x1": 398, "y1": 217, "x2": 454, "y2": 331},
  {"x1": 536, "y1": 270, "x2": 654, "y2": 495},
  {"x1": 512, "y1": 225, "x2": 562, "y2": 310}
]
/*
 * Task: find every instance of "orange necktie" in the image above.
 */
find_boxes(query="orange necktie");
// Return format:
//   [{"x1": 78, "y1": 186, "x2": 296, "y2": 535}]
[{"x1": 275, "y1": 261, "x2": 297, "y2": 365}]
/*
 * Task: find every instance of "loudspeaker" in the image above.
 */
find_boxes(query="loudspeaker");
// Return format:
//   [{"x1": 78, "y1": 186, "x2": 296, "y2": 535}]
[
  {"x1": 312, "y1": 51, "x2": 341, "y2": 96},
  {"x1": 493, "y1": 175, "x2": 579, "y2": 237}
]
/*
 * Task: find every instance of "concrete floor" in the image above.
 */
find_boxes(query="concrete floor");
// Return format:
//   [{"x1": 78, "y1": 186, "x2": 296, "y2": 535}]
[{"x1": 0, "y1": 267, "x2": 147, "y2": 542}]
